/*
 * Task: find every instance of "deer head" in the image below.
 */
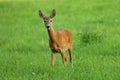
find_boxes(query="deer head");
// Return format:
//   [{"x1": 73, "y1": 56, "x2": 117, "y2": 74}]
[{"x1": 39, "y1": 9, "x2": 56, "y2": 29}]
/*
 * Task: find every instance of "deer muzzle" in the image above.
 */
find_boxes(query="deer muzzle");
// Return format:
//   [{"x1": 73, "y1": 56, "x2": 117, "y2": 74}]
[{"x1": 45, "y1": 22, "x2": 51, "y2": 28}]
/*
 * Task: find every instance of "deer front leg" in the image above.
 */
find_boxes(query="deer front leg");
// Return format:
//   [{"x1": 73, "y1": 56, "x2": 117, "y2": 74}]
[
  {"x1": 51, "y1": 53, "x2": 56, "y2": 67},
  {"x1": 61, "y1": 51, "x2": 67, "y2": 67}
]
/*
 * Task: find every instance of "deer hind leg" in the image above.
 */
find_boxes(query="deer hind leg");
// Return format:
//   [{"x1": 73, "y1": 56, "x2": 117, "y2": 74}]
[
  {"x1": 51, "y1": 53, "x2": 56, "y2": 67},
  {"x1": 61, "y1": 51, "x2": 67, "y2": 67},
  {"x1": 68, "y1": 47, "x2": 73, "y2": 67}
]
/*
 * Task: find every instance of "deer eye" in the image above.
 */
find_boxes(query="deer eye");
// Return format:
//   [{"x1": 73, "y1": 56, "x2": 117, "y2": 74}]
[{"x1": 50, "y1": 20, "x2": 52, "y2": 22}]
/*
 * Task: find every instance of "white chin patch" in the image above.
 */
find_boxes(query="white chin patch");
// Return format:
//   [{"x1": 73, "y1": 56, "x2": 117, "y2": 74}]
[{"x1": 47, "y1": 27, "x2": 50, "y2": 30}]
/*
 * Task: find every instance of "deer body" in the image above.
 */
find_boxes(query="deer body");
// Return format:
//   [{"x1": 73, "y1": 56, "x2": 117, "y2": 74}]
[{"x1": 39, "y1": 9, "x2": 73, "y2": 67}]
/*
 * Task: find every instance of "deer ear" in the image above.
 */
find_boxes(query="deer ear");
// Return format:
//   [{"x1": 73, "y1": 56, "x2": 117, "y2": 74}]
[
  {"x1": 50, "y1": 9, "x2": 56, "y2": 18},
  {"x1": 39, "y1": 10, "x2": 45, "y2": 19}
]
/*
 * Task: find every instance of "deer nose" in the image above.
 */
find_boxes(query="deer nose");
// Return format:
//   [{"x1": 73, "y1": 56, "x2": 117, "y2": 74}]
[
  {"x1": 46, "y1": 26, "x2": 50, "y2": 28},
  {"x1": 45, "y1": 22, "x2": 51, "y2": 28}
]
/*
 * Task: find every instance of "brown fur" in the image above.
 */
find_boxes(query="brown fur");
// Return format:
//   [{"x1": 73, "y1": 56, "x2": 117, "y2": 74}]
[{"x1": 39, "y1": 9, "x2": 73, "y2": 67}]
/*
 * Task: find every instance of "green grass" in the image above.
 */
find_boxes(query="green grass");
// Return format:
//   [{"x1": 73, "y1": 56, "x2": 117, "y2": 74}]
[{"x1": 0, "y1": 0, "x2": 120, "y2": 80}]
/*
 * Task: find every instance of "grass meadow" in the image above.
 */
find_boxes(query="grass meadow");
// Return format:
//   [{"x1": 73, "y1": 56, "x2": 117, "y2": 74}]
[{"x1": 0, "y1": 0, "x2": 120, "y2": 80}]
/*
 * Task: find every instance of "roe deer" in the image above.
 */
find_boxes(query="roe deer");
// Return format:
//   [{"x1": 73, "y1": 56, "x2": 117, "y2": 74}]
[{"x1": 39, "y1": 9, "x2": 73, "y2": 67}]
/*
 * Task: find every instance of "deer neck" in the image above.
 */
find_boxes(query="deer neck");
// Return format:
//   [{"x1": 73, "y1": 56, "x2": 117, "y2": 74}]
[{"x1": 47, "y1": 26, "x2": 56, "y2": 42}]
